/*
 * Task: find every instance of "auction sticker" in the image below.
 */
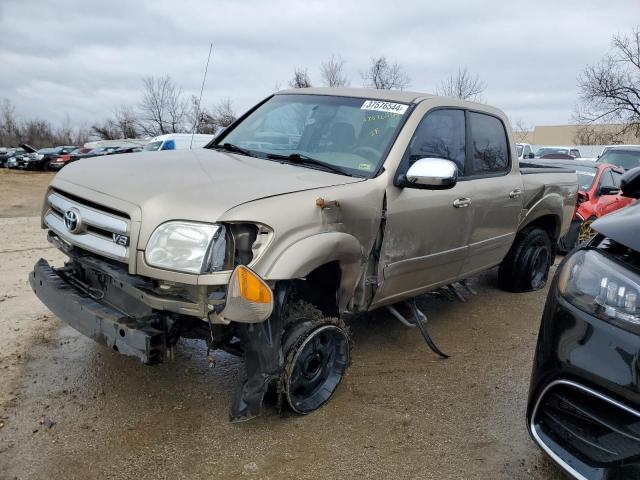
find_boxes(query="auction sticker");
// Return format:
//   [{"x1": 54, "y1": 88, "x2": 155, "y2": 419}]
[{"x1": 361, "y1": 100, "x2": 408, "y2": 115}]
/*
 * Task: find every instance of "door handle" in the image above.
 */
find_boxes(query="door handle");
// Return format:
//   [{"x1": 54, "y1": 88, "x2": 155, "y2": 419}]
[
  {"x1": 453, "y1": 197, "x2": 471, "y2": 208},
  {"x1": 509, "y1": 189, "x2": 522, "y2": 199}
]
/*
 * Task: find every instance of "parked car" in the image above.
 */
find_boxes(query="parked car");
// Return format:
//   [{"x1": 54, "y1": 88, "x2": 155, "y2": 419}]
[
  {"x1": 6, "y1": 144, "x2": 37, "y2": 169},
  {"x1": 14, "y1": 145, "x2": 77, "y2": 171},
  {"x1": 29, "y1": 88, "x2": 578, "y2": 422},
  {"x1": 66, "y1": 146, "x2": 121, "y2": 164},
  {"x1": 596, "y1": 145, "x2": 640, "y2": 171},
  {"x1": 0, "y1": 147, "x2": 24, "y2": 168},
  {"x1": 142, "y1": 133, "x2": 215, "y2": 151},
  {"x1": 528, "y1": 159, "x2": 634, "y2": 251},
  {"x1": 107, "y1": 145, "x2": 144, "y2": 155},
  {"x1": 599, "y1": 144, "x2": 640, "y2": 157},
  {"x1": 48, "y1": 147, "x2": 92, "y2": 170},
  {"x1": 527, "y1": 167, "x2": 640, "y2": 480},
  {"x1": 535, "y1": 146, "x2": 582, "y2": 158},
  {"x1": 516, "y1": 143, "x2": 534, "y2": 160}
]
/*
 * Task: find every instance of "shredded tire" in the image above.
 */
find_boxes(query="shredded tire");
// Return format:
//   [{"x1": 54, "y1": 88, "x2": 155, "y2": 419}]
[{"x1": 278, "y1": 301, "x2": 351, "y2": 415}]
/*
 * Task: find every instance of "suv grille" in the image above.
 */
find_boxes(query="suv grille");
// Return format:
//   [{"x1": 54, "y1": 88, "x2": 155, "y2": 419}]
[
  {"x1": 531, "y1": 380, "x2": 640, "y2": 477},
  {"x1": 44, "y1": 191, "x2": 131, "y2": 262}
]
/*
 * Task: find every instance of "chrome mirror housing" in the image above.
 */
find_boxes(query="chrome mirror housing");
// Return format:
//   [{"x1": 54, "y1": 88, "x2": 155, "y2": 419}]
[{"x1": 403, "y1": 158, "x2": 458, "y2": 189}]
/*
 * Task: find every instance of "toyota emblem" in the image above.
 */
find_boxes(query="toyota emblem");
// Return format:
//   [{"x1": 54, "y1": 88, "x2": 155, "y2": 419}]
[{"x1": 63, "y1": 208, "x2": 82, "y2": 233}]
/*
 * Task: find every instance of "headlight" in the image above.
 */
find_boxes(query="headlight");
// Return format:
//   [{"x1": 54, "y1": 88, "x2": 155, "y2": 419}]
[
  {"x1": 145, "y1": 222, "x2": 226, "y2": 274},
  {"x1": 558, "y1": 249, "x2": 640, "y2": 333}
]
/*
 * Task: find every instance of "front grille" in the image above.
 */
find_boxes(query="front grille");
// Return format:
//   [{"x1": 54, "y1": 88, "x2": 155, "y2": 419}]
[
  {"x1": 44, "y1": 191, "x2": 131, "y2": 263},
  {"x1": 532, "y1": 380, "x2": 640, "y2": 476}
]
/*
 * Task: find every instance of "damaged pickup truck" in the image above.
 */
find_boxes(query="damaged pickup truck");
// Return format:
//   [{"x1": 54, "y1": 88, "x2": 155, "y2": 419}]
[{"x1": 30, "y1": 88, "x2": 578, "y2": 421}]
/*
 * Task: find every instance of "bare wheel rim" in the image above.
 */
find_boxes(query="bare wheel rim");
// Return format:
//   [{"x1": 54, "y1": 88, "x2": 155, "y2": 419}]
[
  {"x1": 527, "y1": 240, "x2": 550, "y2": 289},
  {"x1": 285, "y1": 324, "x2": 349, "y2": 414},
  {"x1": 578, "y1": 218, "x2": 596, "y2": 243}
]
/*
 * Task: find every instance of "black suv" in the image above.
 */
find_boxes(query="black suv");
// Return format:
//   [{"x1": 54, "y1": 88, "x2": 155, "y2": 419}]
[{"x1": 527, "y1": 167, "x2": 640, "y2": 479}]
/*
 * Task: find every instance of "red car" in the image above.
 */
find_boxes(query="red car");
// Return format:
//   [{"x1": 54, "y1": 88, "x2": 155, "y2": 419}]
[
  {"x1": 530, "y1": 159, "x2": 634, "y2": 251},
  {"x1": 48, "y1": 147, "x2": 93, "y2": 170}
]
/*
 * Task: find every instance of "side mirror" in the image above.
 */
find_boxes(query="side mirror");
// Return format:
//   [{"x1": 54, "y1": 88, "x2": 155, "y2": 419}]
[
  {"x1": 527, "y1": 152, "x2": 535, "y2": 159},
  {"x1": 599, "y1": 185, "x2": 621, "y2": 196},
  {"x1": 577, "y1": 191, "x2": 589, "y2": 204},
  {"x1": 401, "y1": 158, "x2": 458, "y2": 190},
  {"x1": 621, "y1": 167, "x2": 640, "y2": 199}
]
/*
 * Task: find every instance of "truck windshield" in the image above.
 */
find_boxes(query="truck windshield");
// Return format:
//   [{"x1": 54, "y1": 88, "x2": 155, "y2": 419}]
[
  {"x1": 214, "y1": 94, "x2": 410, "y2": 177},
  {"x1": 597, "y1": 149, "x2": 640, "y2": 170},
  {"x1": 144, "y1": 141, "x2": 163, "y2": 151}
]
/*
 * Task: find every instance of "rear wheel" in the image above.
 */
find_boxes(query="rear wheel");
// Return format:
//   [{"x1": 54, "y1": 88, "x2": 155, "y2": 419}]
[
  {"x1": 499, "y1": 227, "x2": 553, "y2": 293},
  {"x1": 281, "y1": 302, "x2": 350, "y2": 414}
]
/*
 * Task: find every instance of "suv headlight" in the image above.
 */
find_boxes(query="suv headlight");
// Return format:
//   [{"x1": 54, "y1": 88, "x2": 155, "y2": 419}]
[
  {"x1": 145, "y1": 222, "x2": 226, "y2": 274},
  {"x1": 558, "y1": 249, "x2": 639, "y2": 333}
]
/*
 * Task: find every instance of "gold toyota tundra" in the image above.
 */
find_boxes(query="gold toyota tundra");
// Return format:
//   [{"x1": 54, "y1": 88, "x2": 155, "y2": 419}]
[{"x1": 30, "y1": 88, "x2": 578, "y2": 421}]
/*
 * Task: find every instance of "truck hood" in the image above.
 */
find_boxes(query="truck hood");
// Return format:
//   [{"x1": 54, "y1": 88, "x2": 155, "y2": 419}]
[{"x1": 52, "y1": 148, "x2": 364, "y2": 237}]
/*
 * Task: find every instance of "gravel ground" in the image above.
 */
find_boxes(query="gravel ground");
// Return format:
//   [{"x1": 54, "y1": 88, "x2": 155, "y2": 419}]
[{"x1": 0, "y1": 170, "x2": 563, "y2": 479}]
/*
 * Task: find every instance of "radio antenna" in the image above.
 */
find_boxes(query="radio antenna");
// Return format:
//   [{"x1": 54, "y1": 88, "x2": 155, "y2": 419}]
[{"x1": 191, "y1": 42, "x2": 213, "y2": 149}]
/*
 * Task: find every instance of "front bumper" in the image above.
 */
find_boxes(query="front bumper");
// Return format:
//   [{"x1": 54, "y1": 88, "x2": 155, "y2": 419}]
[
  {"x1": 527, "y1": 272, "x2": 640, "y2": 479},
  {"x1": 29, "y1": 258, "x2": 167, "y2": 363}
]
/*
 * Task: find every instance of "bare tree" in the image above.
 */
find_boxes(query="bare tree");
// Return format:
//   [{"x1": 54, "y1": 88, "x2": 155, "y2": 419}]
[
  {"x1": 572, "y1": 124, "x2": 622, "y2": 145},
  {"x1": 190, "y1": 96, "x2": 237, "y2": 134},
  {"x1": 212, "y1": 98, "x2": 237, "y2": 128},
  {"x1": 320, "y1": 55, "x2": 349, "y2": 87},
  {"x1": 361, "y1": 56, "x2": 410, "y2": 90},
  {"x1": 90, "y1": 121, "x2": 119, "y2": 140},
  {"x1": 112, "y1": 106, "x2": 139, "y2": 138},
  {"x1": 0, "y1": 99, "x2": 19, "y2": 146},
  {"x1": 437, "y1": 67, "x2": 486, "y2": 102},
  {"x1": 512, "y1": 118, "x2": 532, "y2": 143},
  {"x1": 288, "y1": 68, "x2": 312, "y2": 88},
  {"x1": 91, "y1": 105, "x2": 139, "y2": 140},
  {"x1": 574, "y1": 27, "x2": 640, "y2": 136},
  {"x1": 138, "y1": 75, "x2": 188, "y2": 136}
]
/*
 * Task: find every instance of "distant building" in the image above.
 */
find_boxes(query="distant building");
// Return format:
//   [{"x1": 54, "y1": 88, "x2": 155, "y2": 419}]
[{"x1": 517, "y1": 124, "x2": 640, "y2": 146}]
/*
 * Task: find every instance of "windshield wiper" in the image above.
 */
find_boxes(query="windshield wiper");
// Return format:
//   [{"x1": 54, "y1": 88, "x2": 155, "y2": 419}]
[
  {"x1": 210, "y1": 143, "x2": 258, "y2": 158},
  {"x1": 266, "y1": 152, "x2": 354, "y2": 176}
]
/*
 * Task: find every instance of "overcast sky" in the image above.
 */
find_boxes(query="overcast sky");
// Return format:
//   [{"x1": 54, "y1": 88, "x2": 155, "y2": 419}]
[{"x1": 1, "y1": 0, "x2": 638, "y2": 130}]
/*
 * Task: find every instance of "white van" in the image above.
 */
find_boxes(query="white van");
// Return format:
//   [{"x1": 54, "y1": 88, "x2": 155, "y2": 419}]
[{"x1": 143, "y1": 134, "x2": 215, "y2": 151}]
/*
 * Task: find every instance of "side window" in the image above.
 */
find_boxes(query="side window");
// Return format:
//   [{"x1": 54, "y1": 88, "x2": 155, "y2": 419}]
[
  {"x1": 570, "y1": 149, "x2": 581, "y2": 158},
  {"x1": 524, "y1": 145, "x2": 531, "y2": 157},
  {"x1": 407, "y1": 109, "x2": 466, "y2": 175},
  {"x1": 468, "y1": 112, "x2": 509, "y2": 175},
  {"x1": 611, "y1": 170, "x2": 623, "y2": 187},
  {"x1": 599, "y1": 170, "x2": 616, "y2": 190}
]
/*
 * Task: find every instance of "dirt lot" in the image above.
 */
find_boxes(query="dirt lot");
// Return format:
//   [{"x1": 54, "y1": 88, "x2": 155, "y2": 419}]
[{"x1": 0, "y1": 170, "x2": 562, "y2": 479}]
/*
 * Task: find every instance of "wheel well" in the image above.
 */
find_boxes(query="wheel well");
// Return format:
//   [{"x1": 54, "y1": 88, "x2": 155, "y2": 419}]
[
  {"x1": 290, "y1": 261, "x2": 341, "y2": 317},
  {"x1": 521, "y1": 214, "x2": 559, "y2": 242}
]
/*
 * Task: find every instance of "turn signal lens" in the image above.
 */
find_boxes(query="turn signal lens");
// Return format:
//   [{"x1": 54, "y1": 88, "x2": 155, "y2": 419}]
[
  {"x1": 236, "y1": 266, "x2": 272, "y2": 304},
  {"x1": 220, "y1": 266, "x2": 273, "y2": 323}
]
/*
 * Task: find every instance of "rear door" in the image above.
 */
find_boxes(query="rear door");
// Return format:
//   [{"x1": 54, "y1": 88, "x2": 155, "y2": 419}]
[
  {"x1": 373, "y1": 108, "x2": 475, "y2": 305},
  {"x1": 460, "y1": 112, "x2": 523, "y2": 276}
]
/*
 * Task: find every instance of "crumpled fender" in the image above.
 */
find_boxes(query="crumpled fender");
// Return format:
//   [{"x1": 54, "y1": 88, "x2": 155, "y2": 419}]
[{"x1": 263, "y1": 232, "x2": 363, "y2": 311}]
